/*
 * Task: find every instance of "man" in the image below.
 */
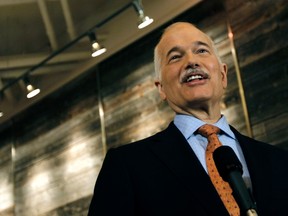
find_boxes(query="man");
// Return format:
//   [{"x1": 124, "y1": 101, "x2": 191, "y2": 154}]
[{"x1": 88, "y1": 22, "x2": 288, "y2": 216}]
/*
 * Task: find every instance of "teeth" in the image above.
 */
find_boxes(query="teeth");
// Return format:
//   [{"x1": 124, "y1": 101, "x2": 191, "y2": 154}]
[{"x1": 186, "y1": 75, "x2": 203, "y2": 82}]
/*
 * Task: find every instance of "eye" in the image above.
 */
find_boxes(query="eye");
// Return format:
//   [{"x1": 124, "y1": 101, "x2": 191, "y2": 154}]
[
  {"x1": 197, "y1": 48, "x2": 209, "y2": 54},
  {"x1": 169, "y1": 54, "x2": 181, "y2": 63}
]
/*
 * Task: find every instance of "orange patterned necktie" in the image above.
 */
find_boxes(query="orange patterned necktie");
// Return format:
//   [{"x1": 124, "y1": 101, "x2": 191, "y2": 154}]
[{"x1": 198, "y1": 124, "x2": 240, "y2": 216}]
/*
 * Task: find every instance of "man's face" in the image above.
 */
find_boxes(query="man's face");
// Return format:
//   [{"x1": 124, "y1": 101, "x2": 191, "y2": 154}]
[{"x1": 155, "y1": 23, "x2": 227, "y2": 113}]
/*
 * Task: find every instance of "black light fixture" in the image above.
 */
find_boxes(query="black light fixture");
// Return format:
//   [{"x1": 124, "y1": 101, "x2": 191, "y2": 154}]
[
  {"x1": 24, "y1": 77, "x2": 40, "y2": 99},
  {"x1": 132, "y1": 0, "x2": 153, "y2": 29},
  {"x1": 88, "y1": 31, "x2": 107, "y2": 57},
  {"x1": 0, "y1": 1, "x2": 156, "y2": 112}
]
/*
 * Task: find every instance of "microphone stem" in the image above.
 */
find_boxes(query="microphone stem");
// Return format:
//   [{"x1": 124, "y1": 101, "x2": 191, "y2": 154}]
[{"x1": 228, "y1": 171, "x2": 257, "y2": 213}]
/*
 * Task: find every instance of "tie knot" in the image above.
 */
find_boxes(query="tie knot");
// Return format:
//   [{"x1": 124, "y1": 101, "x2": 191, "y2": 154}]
[{"x1": 198, "y1": 124, "x2": 220, "y2": 138}]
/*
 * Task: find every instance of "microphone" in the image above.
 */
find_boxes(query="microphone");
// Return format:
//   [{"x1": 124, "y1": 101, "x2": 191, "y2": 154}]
[{"x1": 213, "y1": 146, "x2": 258, "y2": 216}]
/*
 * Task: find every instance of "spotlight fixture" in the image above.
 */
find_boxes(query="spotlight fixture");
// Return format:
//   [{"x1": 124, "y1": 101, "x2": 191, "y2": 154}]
[
  {"x1": 0, "y1": 111, "x2": 3, "y2": 118},
  {"x1": 24, "y1": 77, "x2": 40, "y2": 99},
  {"x1": 88, "y1": 32, "x2": 107, "y2": 57},
  {"x1": 132, "y1": 0, "x2": 153, "y2": 29}
]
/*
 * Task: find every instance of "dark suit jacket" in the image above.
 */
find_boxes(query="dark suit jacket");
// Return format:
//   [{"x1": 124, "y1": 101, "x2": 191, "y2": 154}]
[{"x1": 88, "y1": 122, "x2": 288, "y2": 216}]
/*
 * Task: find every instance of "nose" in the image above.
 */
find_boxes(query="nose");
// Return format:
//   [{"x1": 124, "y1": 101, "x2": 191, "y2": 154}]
[{"x1": 185, "y1": 52, "x2": 200, "y2": 69}]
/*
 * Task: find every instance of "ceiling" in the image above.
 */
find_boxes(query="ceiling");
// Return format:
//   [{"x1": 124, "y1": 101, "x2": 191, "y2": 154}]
[{"x1": 0, "y1": 0, "x2": 202, "y2": 126}]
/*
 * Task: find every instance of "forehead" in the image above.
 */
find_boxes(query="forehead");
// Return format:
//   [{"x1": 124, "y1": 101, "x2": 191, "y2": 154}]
[{"x1": 157, "y1": 23, "x2": 212, "y2": 55}]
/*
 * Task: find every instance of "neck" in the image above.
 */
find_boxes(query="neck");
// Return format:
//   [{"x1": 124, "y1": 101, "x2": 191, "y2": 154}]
[{"x1": 172, "y1": 102, "x2": 222, "y2": 124}]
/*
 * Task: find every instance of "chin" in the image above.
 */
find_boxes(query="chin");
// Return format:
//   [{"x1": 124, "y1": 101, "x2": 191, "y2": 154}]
[{"x1": 186, "y1": 94, "x2": 211, "y2": 102}]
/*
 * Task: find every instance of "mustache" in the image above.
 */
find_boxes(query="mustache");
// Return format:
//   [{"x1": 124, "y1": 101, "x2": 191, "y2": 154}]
[{"x1": 180, "y1": 68, "x2": 210, "y2": 83}]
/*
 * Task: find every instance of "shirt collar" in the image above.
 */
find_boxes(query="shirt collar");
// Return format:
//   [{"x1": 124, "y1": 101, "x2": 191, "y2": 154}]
[{"x1": 174, "y1": 114, "x2": 236, "y2": 140}]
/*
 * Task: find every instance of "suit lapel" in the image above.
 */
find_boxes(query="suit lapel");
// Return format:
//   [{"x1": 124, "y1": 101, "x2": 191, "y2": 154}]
[
  {"x1": 149, "y1": 122, "x2": 229, "y2": 215},
  {"x1": 231, "y1": 127, "x2": 270, "y2": 205}
]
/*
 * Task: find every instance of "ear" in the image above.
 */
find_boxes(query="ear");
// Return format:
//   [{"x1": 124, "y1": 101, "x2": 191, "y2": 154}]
[
  {"x1": 154, "y1": 80, "x2": 167, "y2": 100},
  {"x1": 220, "y1": 63, "x2": 228, "y2": 89}
]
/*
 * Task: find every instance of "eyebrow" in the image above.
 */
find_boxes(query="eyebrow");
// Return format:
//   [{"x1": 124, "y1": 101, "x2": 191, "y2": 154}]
[
  {"x1": 166, "y1": 40, "x2": 211, "y2": 58},
  {"x1": 194, "y1": 41, "x2": 210, "y2": 49},
  {"x1": 166, "y1": 46, "x2": 182, "y2": 58}
]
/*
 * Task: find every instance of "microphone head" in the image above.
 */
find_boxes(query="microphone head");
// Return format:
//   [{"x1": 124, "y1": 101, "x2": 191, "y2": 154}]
[{"x1": 213, "y1": 146, "x2": 243, "y2": 181}]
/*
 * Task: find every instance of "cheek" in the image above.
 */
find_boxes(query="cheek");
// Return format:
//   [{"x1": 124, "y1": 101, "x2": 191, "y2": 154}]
[
  {"x1": 161, "y1": 67, "x2": 178, "y2": 86},
  {"x1": 209, "y1": 63, "x2": 226, "y2": 86}
]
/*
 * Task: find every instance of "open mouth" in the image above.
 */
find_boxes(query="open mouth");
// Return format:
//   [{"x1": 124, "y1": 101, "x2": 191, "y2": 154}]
[
  {"x1": 186, "y1": 74, "x2": 205, "y2": 82},
  {"x1": 182, "y1": 72, "x2": 209, "y2": 83}
]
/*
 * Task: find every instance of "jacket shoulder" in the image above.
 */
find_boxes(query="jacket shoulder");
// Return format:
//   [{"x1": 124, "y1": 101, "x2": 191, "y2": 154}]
[
  {"x1": 230, "y1": 125, "x2": 288, "y2": 156},
  {"x1": 109, "y1": 122, "x2": 179, "y2": 152}
]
